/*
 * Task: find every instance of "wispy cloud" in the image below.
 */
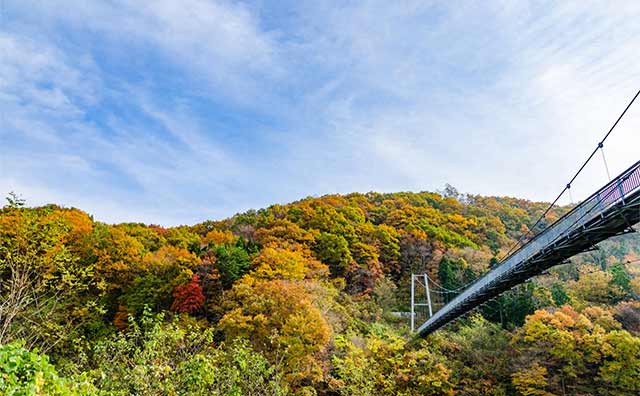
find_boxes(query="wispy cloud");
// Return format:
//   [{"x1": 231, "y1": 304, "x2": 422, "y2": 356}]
[
  {"x1": 2, "y1": 1, "x2": 640, "y2": 225},
  {"x1": 272, "y1": 1, "x2": 640, "y2": 201},
  {"x1": 7, "y1": 0, "x2": 283, "y2": 103}
]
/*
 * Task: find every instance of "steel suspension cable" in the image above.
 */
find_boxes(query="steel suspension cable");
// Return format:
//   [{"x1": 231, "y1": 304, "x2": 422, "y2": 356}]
[
  {"x1": 600, "y1": 143, "x2": 612, "y2": 181},
  {"x1": 439, "y1": 89, "x2": 640, "y2": 296},
  {"x1": 424, "y1": 273, "x2": 467, "y2": 293},
  {"x1": 500, "y1": 88, "x2": 640, "y2": 260},
  {"x1": 420, "y1": 90, "x2": 640, "y2": 302}
]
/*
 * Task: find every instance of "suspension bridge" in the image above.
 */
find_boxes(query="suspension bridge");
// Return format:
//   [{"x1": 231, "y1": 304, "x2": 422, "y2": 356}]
[{"x1": 412, "y1": 90, "x2": 640, "y2": 337}]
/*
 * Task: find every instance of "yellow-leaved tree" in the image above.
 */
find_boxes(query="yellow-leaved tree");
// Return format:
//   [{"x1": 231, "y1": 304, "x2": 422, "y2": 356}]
[{"x1": 219, "y1": 279, "x2": 331, "y2": 390}]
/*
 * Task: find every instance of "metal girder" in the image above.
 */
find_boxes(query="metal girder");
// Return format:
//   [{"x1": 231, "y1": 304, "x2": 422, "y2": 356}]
[{"x1": 415, "y1": 160, "x2": 640, "y2": 337}]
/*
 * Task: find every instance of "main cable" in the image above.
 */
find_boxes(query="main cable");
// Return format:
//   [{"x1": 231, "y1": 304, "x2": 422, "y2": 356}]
[
  {"x1": 500, "y1": 89, "x2": 640, "y2": 260},
  {"x1": 422, "y1": 90, "x2": 640, "y2": 300}
]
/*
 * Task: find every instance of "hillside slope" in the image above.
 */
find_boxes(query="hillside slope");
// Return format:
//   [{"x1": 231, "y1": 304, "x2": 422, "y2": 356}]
[{"x1": 1, "y1": 190, "x2": 639, "y2": 395}]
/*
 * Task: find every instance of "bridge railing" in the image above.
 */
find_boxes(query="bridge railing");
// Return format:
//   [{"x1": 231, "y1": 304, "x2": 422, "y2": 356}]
[
  {"x1": 418, "y1": 159, "x2": 640, "y2": 332},
  {"x1": 517, "y1": 159, "x2": 640, "y2": 264}
]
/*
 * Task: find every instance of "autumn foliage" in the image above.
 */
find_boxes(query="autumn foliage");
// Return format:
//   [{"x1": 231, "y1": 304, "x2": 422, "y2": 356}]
[
  {"x1": 2, "y1": 191, "x2": 640, "y2": 395},
  {"x1": 171, "y1": 275, "x2": 205, "y2": 314}
]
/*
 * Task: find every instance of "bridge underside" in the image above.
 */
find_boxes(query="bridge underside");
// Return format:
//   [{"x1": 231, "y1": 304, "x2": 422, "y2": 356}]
[{"x1": 417, "y1": 185, "x2": 640, "y2": 337}]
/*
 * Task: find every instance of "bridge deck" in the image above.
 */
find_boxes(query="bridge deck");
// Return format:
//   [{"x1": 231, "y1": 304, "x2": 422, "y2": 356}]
[{"x1": 416, "y1": 160, "x2": 640, "y2": 337}]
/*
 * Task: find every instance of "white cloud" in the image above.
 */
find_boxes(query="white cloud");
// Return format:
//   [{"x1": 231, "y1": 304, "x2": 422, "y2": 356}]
[
  {"x1": 0, "y1": 24, "x2": 254, "y2": 225},
  {"x1": 2, "y1": 0, "x2": 640, "y2": 225},
  {"x1": 274, "y1": 0, "x2": 640, "y2": 205},
  {"x1": 8, "y1": 0, "x2": 283, "y2": 104}
]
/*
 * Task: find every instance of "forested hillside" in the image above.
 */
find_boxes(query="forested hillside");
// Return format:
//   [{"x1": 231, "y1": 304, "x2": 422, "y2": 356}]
[{"x1": 1, "y1": 189, "x2": 639, "y2": 395}]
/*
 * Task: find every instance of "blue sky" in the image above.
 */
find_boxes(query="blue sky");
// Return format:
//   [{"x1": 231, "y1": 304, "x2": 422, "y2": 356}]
[{"x1": 1, "y1": 1, "x2": 640, "y2": 225}]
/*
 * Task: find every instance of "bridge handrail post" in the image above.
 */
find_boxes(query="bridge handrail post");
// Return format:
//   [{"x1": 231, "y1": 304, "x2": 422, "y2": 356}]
[
  {"x1": 618, "y1": 178, "x2": 626, "y2": 204},
  {"x1": 596, "y1": 192, "x2": 603, "y2": 215}
]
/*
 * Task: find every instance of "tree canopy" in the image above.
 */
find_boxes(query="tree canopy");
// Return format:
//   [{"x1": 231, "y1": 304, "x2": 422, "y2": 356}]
[{"x1": 1, "y1": 191, "x2": 639, "y2": 395}]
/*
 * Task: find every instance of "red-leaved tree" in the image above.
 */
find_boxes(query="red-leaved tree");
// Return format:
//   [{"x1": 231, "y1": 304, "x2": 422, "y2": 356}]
[{"x1": 171, "y1": 274, "x2": 205, "y2": 314}]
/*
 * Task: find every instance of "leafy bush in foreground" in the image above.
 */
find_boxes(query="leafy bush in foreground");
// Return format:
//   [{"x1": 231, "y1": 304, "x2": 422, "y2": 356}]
[{"x1": 0, "y1": 341, "x2": 96, "y2": 396}]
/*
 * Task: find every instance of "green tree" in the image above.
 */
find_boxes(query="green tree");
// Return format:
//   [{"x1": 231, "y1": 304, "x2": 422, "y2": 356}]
[
  {"x1": 0, "y1": 341, "x2": 96, "y2": 395},
  {"x1": 332, "y1": 332, "x2": 454, "y2": 396},
  {"x1": 550, "y1": 283, "x2": 569, "y2": 306},
  {"x1": 608, "y1": 262, "x2": 632, "y2": 294},
  {"x1": 597, "y1": 330, "x2": 640, "y2": 395},
  {"x1": 312, "y1": 233, "x2": 352, "y2": 277},
  {"x1": 436, "y1": 314, "x2": 511, "y2": 395},
  {"x1": 92, "y1": 308, "x2": 287, "y2": 396},
  {"x1": 438, "y1": 257, "x2": 474, "y2": 292},
  {"x1": 164, "y1": 226, "x2": 201, "y2": 253},
  {"x1": 214, "y1": 244, "x2": 252, "y2": 288},
  {"x1": 482, "y1": 283, "x2": 540, "y2": 328}
]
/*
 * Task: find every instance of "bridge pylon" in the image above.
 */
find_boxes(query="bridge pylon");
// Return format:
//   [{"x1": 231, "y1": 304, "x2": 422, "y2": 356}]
[{"x1": 410, "y1": 273, "x2": 433, "y2": 333}]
